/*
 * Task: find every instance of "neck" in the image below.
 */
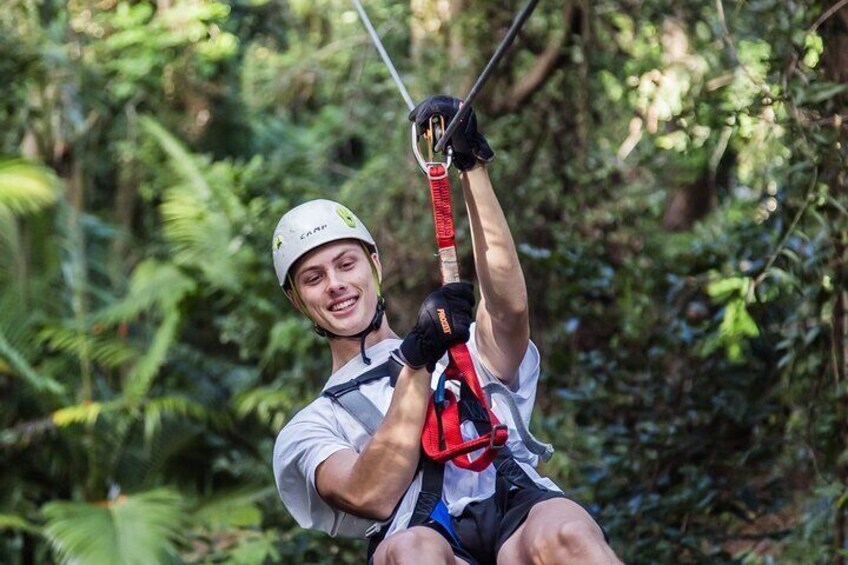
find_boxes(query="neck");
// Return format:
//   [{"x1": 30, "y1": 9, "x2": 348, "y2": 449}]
[{"x1": 329, "y1": 322, "x2": 397, "y2": 373}]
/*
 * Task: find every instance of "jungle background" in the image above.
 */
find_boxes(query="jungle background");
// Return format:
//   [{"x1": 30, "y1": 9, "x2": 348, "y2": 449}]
[{"x1": 1, "y1": 0, "x2": 847, "y2": 563}]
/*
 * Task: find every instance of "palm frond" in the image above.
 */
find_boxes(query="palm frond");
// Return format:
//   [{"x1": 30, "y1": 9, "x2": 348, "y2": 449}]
[
  {"x1": 139, "y1": 116, "x2": 249, "y2": 292},
  {"x1": 159, "y1": 191, "x2": 241, "y2": 290},
  {"x1": 0, "y1": 158, "x2": 59, "y2": 216},
  {"x1": 233, "y1": 385, "x2": 294, "y2": 432},
  {"x1": 52, "y1": 401, "x2": 113, "y2": 427},
  {"x1": 124, "y1": 310, "x2": 181, "y2": 401},
  {"x1": 0, "y1": 512, "x2": 42, "y2": 535},
  {"x1": 139, "y1": 117, "x2": 245, "y2": 223},
  {"x1": 39, "y1": 326, "x2": 137, "y2": 370},
  {"x1": 93, "y1": 259, "x2": 197, "y2": 325},
  {"x1": 42, "y1": 489, "x2": 185, "y2": 565},
  {"x1": 191, "y1": 485, "x2": 276, "y2": 530},
  {"x1": 0, "y1": 206, "x2": 23, "y2": 286},
  {"x1": 142, "y1": 394, "x2": 231, "y2": 444},
  {"x1": 138, "y1": 118, "x2": 213, "y2": 203},
  {"x1": 0, "y1": 325, "x2": 64, "y2": 396},
  {"x1": 0, "y1": 159, "x2": 59, "y2": 303}
]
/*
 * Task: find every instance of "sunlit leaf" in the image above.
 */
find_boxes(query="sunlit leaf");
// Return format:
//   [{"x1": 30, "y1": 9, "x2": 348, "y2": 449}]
[
  {"x1": 0, "y1": 158, "x2": 59, "y2": 216},
  {"x1": 52, "y1": 402, "x2": 113, "y2": 427}
]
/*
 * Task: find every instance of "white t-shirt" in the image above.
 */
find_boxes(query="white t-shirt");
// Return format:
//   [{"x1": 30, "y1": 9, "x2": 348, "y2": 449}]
[{"x1": 273, "y1": 324, "x2": 559, "y2": 539}]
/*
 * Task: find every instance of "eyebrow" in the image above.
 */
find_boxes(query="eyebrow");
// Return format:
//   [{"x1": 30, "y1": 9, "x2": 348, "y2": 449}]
[{"x1": 297, "y1": 248, "x2": 358, "y2": 278}]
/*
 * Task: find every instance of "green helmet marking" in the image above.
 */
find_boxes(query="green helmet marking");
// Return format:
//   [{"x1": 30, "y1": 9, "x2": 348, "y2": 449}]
[
  {"x1": 273, "y1": 234, "x2": 284, "y2": 250},
  {"x1": 336, "y1": 206, "x2": 357, "y2": 228}
]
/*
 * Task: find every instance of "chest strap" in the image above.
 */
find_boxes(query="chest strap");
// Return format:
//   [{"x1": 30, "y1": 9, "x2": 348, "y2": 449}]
[{"x1": 322, "y1": 361, "x2": 397, "y2": 435}]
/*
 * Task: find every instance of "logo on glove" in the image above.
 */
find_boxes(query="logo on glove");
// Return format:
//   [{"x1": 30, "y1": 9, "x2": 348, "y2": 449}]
[{"x1": 437, "y1": 308, "x2": 452, "y2": 335}]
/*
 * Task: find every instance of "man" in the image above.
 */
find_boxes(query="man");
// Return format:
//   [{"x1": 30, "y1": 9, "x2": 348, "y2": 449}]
[{"x1": 272, "y1": 96, "x2": 621, "y2": 564}]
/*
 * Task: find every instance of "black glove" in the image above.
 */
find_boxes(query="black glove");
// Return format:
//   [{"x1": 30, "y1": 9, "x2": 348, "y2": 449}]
[
  {"x1": 408, "y1": 95, "x2": 495, "y2": 171},
  {"x1": 397, "y1": 282, "x2": 475, "y2": 371}
]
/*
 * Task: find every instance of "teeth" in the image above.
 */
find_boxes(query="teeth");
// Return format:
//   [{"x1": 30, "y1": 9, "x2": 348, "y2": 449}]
[{"x1": 331, "y1": 298, "x2": 356, "y2": 312}]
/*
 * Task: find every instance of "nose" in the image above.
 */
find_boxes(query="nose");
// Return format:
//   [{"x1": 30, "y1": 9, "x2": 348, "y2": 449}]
[{"x1": 325, "y1": 270, "x2": 347, "y2": 296}]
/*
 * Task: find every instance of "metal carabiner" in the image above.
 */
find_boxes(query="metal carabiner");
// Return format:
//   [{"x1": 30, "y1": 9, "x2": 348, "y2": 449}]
[{"x1": 411, "y1": 114, "x2": 453, "y2": 174}]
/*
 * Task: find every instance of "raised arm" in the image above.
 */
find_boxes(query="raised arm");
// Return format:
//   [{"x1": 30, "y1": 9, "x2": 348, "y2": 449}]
[
  {"x1": 461, "y1": 166, "x2": 529, "y2": 387},
  {"x1": 409, "y1": 95, "x2": 529, "y2": 387}
]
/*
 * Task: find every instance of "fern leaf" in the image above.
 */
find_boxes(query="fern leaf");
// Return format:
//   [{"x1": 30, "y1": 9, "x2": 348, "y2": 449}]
[
  {"x1": 191, "y1": 485, "x2": 276, "y2": 529},
  {"x1": 160, "y1": 191, "x2": 240, "y2": 290},
  {"x1": 52, "y1": 401, "x2": 110, "y2": 427},
  {"x1": 42, "y1": 489, "x2": 185, "y2": 565},
  {"x1": 142, "y1": 394, "x2": 228, "y2": 444},
  {"x1": 94, "y1": 259, "x2": 196, "y2": 325},
  {"x1": 234, "y1": 385, "x2": 294, "y2": 431},
  {"x1": 125, "y1": 310, "x2": 181, "y2": 401},
  {"x1": 39, "y1": 326, "x2": 137, "y2": 369},
  {"x1": 139, "y1": 117, "x2": 248, "y2": 292},
  {"x1": 0, "y1": 325, "x2": 64, "y2": 395},
  {"x1": 138, "y1": 118, "x2": 212, "y2": 202}
]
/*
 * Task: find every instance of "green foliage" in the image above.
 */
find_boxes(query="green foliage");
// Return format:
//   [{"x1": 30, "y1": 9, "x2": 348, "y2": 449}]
[
  {"x1": 0, "y1": 159, "x2": 59, "y2": 216},
  {"x1": 1, "y1": 0, "x2": 846, "y2": 562},
  {"x1": 43, "y1": 489, "x2": 185, "y2": 565}
]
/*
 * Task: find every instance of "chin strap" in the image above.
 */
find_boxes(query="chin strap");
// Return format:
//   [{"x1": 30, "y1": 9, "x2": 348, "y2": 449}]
[{"x1": 313, "y1": 296, "x2": 386, "y2": 365}]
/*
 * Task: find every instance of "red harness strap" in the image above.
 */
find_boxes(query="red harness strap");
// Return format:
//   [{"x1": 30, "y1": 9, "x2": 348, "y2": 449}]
[{"x1": 420, "y1": 163, "x2": 509, "y2": 471}]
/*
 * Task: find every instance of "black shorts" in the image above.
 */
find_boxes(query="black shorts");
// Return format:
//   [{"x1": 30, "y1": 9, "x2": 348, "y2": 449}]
[{"x1": 369, "y1": 484, "x2": 606, "y2": 565}]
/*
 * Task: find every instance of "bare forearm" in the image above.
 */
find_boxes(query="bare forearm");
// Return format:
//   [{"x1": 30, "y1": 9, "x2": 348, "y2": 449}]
[
  {"x1": 323, "y1": 366, "x2": 431, "y2": 519},
  {"x1": 460, "y1": 166, "x2": 530, "y2": 384},
  {"x1": 461, "y1": 167, "x2": 528, "y2": 320}
]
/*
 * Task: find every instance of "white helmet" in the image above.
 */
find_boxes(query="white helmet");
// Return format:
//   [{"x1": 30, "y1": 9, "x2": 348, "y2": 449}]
[{"x1": 271, "y1": 199, "x2": 377, "y2": 288}]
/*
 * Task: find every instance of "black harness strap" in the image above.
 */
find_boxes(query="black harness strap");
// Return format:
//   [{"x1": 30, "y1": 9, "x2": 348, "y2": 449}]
[
  {"x1": 323, "y1": 361, "x2": 395, "y2": 437},
  {"x1": 408, "y1": 457, "x2": 446, "y2": 527},
  {"x1": 323, "y1": 361, "x2": 394, "y2": 399}
]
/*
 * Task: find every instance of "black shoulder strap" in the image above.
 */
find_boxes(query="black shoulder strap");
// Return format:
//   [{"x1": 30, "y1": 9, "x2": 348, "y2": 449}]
[{"x1": 322, "y1": 362, "x2": 392, "y2": 436}]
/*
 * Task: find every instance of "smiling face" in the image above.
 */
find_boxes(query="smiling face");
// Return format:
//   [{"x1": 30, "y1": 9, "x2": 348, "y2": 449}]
[{"x1": 287, "y1": 239, "x2": 381, "y2": 338}]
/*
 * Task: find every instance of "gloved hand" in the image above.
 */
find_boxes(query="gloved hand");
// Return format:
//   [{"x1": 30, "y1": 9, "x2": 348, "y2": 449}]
[
  {"x1": 397, "y1": 282, "x2": 475, "y2": 371},
  {"x1": 409, "y1": 95, "x2": 495, "y2": 171}
]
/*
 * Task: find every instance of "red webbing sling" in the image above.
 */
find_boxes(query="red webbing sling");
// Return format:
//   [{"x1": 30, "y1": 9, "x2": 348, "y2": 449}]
[{"x1": 420, "y1": 163, "x2": 508, "y2": 472}]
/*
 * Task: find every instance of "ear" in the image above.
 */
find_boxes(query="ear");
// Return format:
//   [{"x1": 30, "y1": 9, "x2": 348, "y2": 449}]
[
  {"x1": 285, "y1": 287, "x2": 306, "y2": 314},
  {"x1": 371, "y1": 252, "x2": 383, "y2": 284}
]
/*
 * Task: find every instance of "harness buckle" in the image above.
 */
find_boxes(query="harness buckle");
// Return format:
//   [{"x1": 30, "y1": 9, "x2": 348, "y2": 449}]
[{"x1": 488, "y1": 424, "x2": 509, "y2": 450}]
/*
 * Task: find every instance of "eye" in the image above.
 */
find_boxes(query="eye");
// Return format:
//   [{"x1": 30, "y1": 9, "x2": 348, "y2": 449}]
[
  {"x1": 339, "y1": 259, "x2": 356, "y2": 270},
  {"x1": 303, "y1": 273, "x2": 323, "y2": 286}
]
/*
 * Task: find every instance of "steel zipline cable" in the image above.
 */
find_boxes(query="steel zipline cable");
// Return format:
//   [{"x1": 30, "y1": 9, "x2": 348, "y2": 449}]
[
  {"x1": 351, "y1": 0, "x2": 541, "y2": 144},
  {"x1": 434, "y1": 0, "x2": 540, "y2": 152},
  {"x1": 350, "y1": 0, "x2": 416, "y2": 111}
]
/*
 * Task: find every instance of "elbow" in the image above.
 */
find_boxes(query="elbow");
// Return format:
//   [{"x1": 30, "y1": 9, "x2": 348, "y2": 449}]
[
  {"x1": 362, "y1": 498, "x2": 399, "y2": 522},
  {"x1": 485, "y1": 286, "x2": 528, "y2": 319},
  {"x1": 505, "y1": 299, "x2": 529, "y2": 321},
  {"x1": 491, "y1": 297, "x2": 529, "y2": 328},
  {"x1": 331, "y1": 490, "x2": 399, "y2": 521}
]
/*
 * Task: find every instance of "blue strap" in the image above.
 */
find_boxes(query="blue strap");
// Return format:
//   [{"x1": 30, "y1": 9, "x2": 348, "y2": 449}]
[
  {"x1": 434, "y1": 370, "x2": 447, "y2": 404},
  {"x1": 428, "y1": 500, "x2": 461, "y2": 546}
]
